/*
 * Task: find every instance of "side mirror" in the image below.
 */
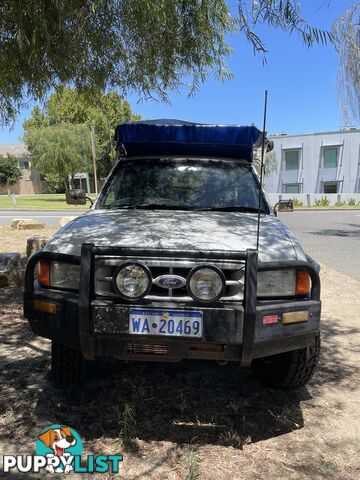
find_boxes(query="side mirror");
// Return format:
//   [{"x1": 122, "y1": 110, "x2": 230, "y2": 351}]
[
  {"x1": 65, "y1": 189, "x2": 87, "y2": 205},
  {"x1": 274, "y1": 199, "x2": 294, "y2": 214}
]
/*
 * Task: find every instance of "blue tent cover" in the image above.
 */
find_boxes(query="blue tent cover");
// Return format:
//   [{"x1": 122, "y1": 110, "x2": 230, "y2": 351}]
[{"x1": 114, "y1": 119, "x2": 263, "y2": 161}]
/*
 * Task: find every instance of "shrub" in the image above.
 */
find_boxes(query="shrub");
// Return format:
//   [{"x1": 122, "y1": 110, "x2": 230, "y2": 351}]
[
  {"x1": 314, "y1": 197, "x2": 330, "y2": 207},
  {"x1": 120, "y1": 403, "x2": 136, "y2": 451},
  {"x1": 0, "y1": 154, "x2": 22, "y2": 188},
  {"x1": 292, "y1": 198, "x2": 304, "y2": 207},
  {"x1": 347, "y1": 197, "x2": 356, "y2": 206}
]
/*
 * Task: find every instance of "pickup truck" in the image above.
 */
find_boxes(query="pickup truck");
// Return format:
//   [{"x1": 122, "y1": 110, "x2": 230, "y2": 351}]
[{"x1": 24, "y1": 119, "x2": 321, "y2": 389}]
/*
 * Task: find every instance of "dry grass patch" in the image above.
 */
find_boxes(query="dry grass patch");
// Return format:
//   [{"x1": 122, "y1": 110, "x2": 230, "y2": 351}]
[{"x1": 0, "y1": 226, "x2": 58, "y2": 255}]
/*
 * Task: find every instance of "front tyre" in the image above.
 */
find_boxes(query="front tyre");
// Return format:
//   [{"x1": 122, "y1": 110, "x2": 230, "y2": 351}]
[
  {"x1": 251, "y1": 336, "x2": 320, "y2": 390},
  {"x1": 51, "y1": 341, "x2": 87, "y2": 385}
]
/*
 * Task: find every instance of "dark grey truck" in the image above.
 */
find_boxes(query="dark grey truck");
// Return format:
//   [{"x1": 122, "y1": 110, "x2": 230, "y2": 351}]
[{"x1": 24, "y1": 120, "x2": 321, "y2": 389}]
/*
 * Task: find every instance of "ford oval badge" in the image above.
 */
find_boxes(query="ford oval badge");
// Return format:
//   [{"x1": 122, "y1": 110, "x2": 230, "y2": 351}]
[{"x1": 154, "y1": 275, "x2": 186, "y2": 289}]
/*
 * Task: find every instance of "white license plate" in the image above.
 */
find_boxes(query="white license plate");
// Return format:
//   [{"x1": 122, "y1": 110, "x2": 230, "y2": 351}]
[{"x1": 129, "y1": 309, "x2": 203, "y2": 337}]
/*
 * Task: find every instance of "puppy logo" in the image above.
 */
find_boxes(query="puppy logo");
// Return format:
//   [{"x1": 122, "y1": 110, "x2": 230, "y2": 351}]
[
  {"x1": 36, "y1": 425, "x2": 83, "y2": 475},
  {"x1": 39, "y1": 426, "x2": 76, "y2": 456}
]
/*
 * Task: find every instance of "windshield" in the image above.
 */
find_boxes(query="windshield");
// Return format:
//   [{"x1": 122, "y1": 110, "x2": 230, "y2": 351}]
[{"x1": 98, "y1": 158, "x2": 269, "y2": 213}]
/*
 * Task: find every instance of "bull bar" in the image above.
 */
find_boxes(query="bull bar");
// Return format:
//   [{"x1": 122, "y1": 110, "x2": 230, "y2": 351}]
[{"x1": 24, "y1": 244, "x2": 321, "y2": 366}]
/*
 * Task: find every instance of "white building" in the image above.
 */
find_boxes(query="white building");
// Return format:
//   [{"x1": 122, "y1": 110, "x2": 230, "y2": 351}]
[{"x1": 264, "y1": 129, "x2": 360, "y2": 200}]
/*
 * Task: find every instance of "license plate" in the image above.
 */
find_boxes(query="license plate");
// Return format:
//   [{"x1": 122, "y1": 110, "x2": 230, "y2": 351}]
[{"x1": 129, "y1": 309, "x2": 203, "y2": 337}]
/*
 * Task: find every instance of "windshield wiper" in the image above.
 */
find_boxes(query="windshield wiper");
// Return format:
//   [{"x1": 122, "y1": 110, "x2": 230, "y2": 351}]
[
  {"x1": 105, "y1": 203, "x2": 196, "y2": 211},
  {"x1": 132, "y1": 203, "x2": 196, "y2": 210},
  {"x1": 196, "y1": 206, "x2": 267, "y2": 214},
  {"x1": 103, "y1": 204, "x2": 266, "y2": 213}
]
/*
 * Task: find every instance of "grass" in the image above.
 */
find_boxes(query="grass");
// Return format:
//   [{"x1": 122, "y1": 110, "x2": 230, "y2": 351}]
[
  {"x1": 0, "y1": 194, "x2": 96, "y2": 210},
  {"x1": 0, "y1": 226, "x2": 59, "y2": 255},
  {"x1": 120, "y1": 403, "x2": 137, "y2": 452},
  {"x1": 294, "y1": 204, "x2": 360, "y2": 209},
  {"x1": 186, "y1": 452, "x2": 200, "y2": 480}
]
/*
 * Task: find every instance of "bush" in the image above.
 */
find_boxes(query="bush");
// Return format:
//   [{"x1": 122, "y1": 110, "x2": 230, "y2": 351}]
[
  {"x1": 347, "y1": 197, "x2": 356, "y2": 206},
  {"x1": 0, "y1": 154, "x2": 22, "y2": 188},
  {"x1": 292, "y1": 198, "x2": 304, "y2": 207},
  {"x1": 314, "y1": 197, "x2": 330, "y2": 207}
]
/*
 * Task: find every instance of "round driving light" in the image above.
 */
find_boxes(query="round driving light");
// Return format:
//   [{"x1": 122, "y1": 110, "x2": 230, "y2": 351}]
[
  {"x1": 113, "y1": 262, "x2": 152, "y2": 299},
  {"x1": 187, "y1": 265, "x2": 225, "y2": 303}
]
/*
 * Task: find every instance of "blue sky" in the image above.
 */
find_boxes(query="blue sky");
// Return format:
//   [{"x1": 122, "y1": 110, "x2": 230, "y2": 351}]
[{"x1": 0, "y1": 0, "x2": 355, "y2": 143}]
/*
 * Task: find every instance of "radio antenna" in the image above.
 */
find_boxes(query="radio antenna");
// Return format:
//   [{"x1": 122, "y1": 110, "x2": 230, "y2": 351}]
[{"x1": 256, "y1": 90, "x2": 268, "y2": 251}]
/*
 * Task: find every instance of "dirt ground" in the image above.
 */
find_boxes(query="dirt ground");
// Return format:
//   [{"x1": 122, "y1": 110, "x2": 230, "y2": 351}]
[
  {"x1": 0, "y1": 263, "x2": 359, "y2": 479},
  {"x1": 0, "y1": 227, "x2": 58, "y2": 255}
]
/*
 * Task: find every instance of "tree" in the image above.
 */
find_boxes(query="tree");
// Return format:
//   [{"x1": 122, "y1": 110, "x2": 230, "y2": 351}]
[
  {"x1": 0, "y1": 1, "x2": 333, "y2": 125},
  {"x1": 333, "y1": 3, "x2": 360, "y2": 126},
  {"x1": 24, "y1": 123, "x2": 92, "y2": 190},
  {"x1": 0, "y1": 154, "x2": 22, "y2": 190},
  {"x1": 264, "y1": 151, "x2": 277, "y2": 178},
  {"x1": 23, "y1": 88, "x2": 140, "y2": 177}
]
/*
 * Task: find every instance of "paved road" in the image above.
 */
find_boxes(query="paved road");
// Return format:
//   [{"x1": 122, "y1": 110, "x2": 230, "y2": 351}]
[
  {"x1": 1, "y1": 209, "x2": 359, "y2": 281},
  {"x1": 279, "y1": 210, "x2": 360, "y2": 281},
  {"x1": 0, "y1": 210, "x2": 83, "y2": 226}
]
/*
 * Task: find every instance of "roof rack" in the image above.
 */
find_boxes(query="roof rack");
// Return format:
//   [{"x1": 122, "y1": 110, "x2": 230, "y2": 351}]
[{"x1": 114, "y1": 119, "x2": 264, "y2": 161}]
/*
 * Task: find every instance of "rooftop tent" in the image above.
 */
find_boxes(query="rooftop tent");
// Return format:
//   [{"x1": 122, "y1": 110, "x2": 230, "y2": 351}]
[{"x1": 114, "y1": 119, "x2": 264, "y2": 161}]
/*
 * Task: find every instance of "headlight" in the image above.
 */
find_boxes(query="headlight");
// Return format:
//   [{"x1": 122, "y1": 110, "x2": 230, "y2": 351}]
[
  {"x1": 257, "y1": 269, "x2": 296, "y2": 297},
  {"x1": 187, "y1": 265, "x2": 225, "y2": 303},
  {"x1": 114, "y1": 262, "x2": 152, "y2": 299},
  {"x1": 51, "y1": 262, "x2": 80, "y2": 290}
]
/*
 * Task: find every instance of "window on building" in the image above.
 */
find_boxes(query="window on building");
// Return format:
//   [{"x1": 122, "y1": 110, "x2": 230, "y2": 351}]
[
  {"x1": 323, "y1": 147, "x2": 337, "y2": 168},
  {"x1": 285, "y1": 183, "x2": 301, "y2": 193},
  {"x1": 284, "y1": 150, "x2": 300, "y2": 170},
  {"x1": 19, "y1": 161, "x2": 29, "y2": 170},
  {"x1": 323, "y1": 182, "x2": 338, "y2": 194}
]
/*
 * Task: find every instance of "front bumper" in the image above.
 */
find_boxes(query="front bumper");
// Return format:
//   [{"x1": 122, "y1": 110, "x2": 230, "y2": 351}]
[{"x1": 24, "y1": 245, "x2": 321, "y2": 365}]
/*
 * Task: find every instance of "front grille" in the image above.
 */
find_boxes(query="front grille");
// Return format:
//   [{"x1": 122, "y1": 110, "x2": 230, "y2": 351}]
[
  {"x1": 127, "y1": 343, "x2": 168, "y2": 355},
  {"x1": 94, "y1": 256, "x2": 245, "y2": 302}
]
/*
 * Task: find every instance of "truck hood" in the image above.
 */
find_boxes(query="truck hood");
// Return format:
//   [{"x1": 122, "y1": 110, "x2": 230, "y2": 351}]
[{"x1": 45, "y1": 209, "x2": 306, "y2": 262}]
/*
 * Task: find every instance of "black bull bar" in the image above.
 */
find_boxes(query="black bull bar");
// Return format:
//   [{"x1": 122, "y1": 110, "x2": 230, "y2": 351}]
[{"x1": 24, "y1": 244, "x2": 321, "y2": 366}]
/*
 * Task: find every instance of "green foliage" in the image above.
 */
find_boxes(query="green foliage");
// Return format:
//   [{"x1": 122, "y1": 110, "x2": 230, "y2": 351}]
[
  {"x1": 292, "y1": 198, "x2": 304, "y2": 207},
  {"x1": 24, "y1": 123, "x2": 92, "y2": 190},
  {"x1": 120, "y1": 403, "x2": 136, "y2": 452},
  {"x1": 347, "y1": 197, "x2": 357, "y2": 206},
  {"x1": 186, "y1": 452, "x2": 200, "y2": 480},
  {"x1": 237, "y1": 0, "x2": 333, "y2": 56},
  {"x1": 264, "y1": 151, "x2": 278, "y2": 177},
  {"x1": 0, "y1": 1, "x2": 332, "y2": 124},
  {"x1": 0, "y1": 154, "x2": 22, "y2": 188},
  {"x1": 314, "y1": 197, "x2": 330, "y2": 207},
  {"x1": 0, "y1": 0, "x2": 233, "y2": 124},
  {"x1": 333, "y1": 3, "x2": 360, "y2": 126},
  {"x1": 23, "y1": 88, "x2": 139, "y2": 178}
]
